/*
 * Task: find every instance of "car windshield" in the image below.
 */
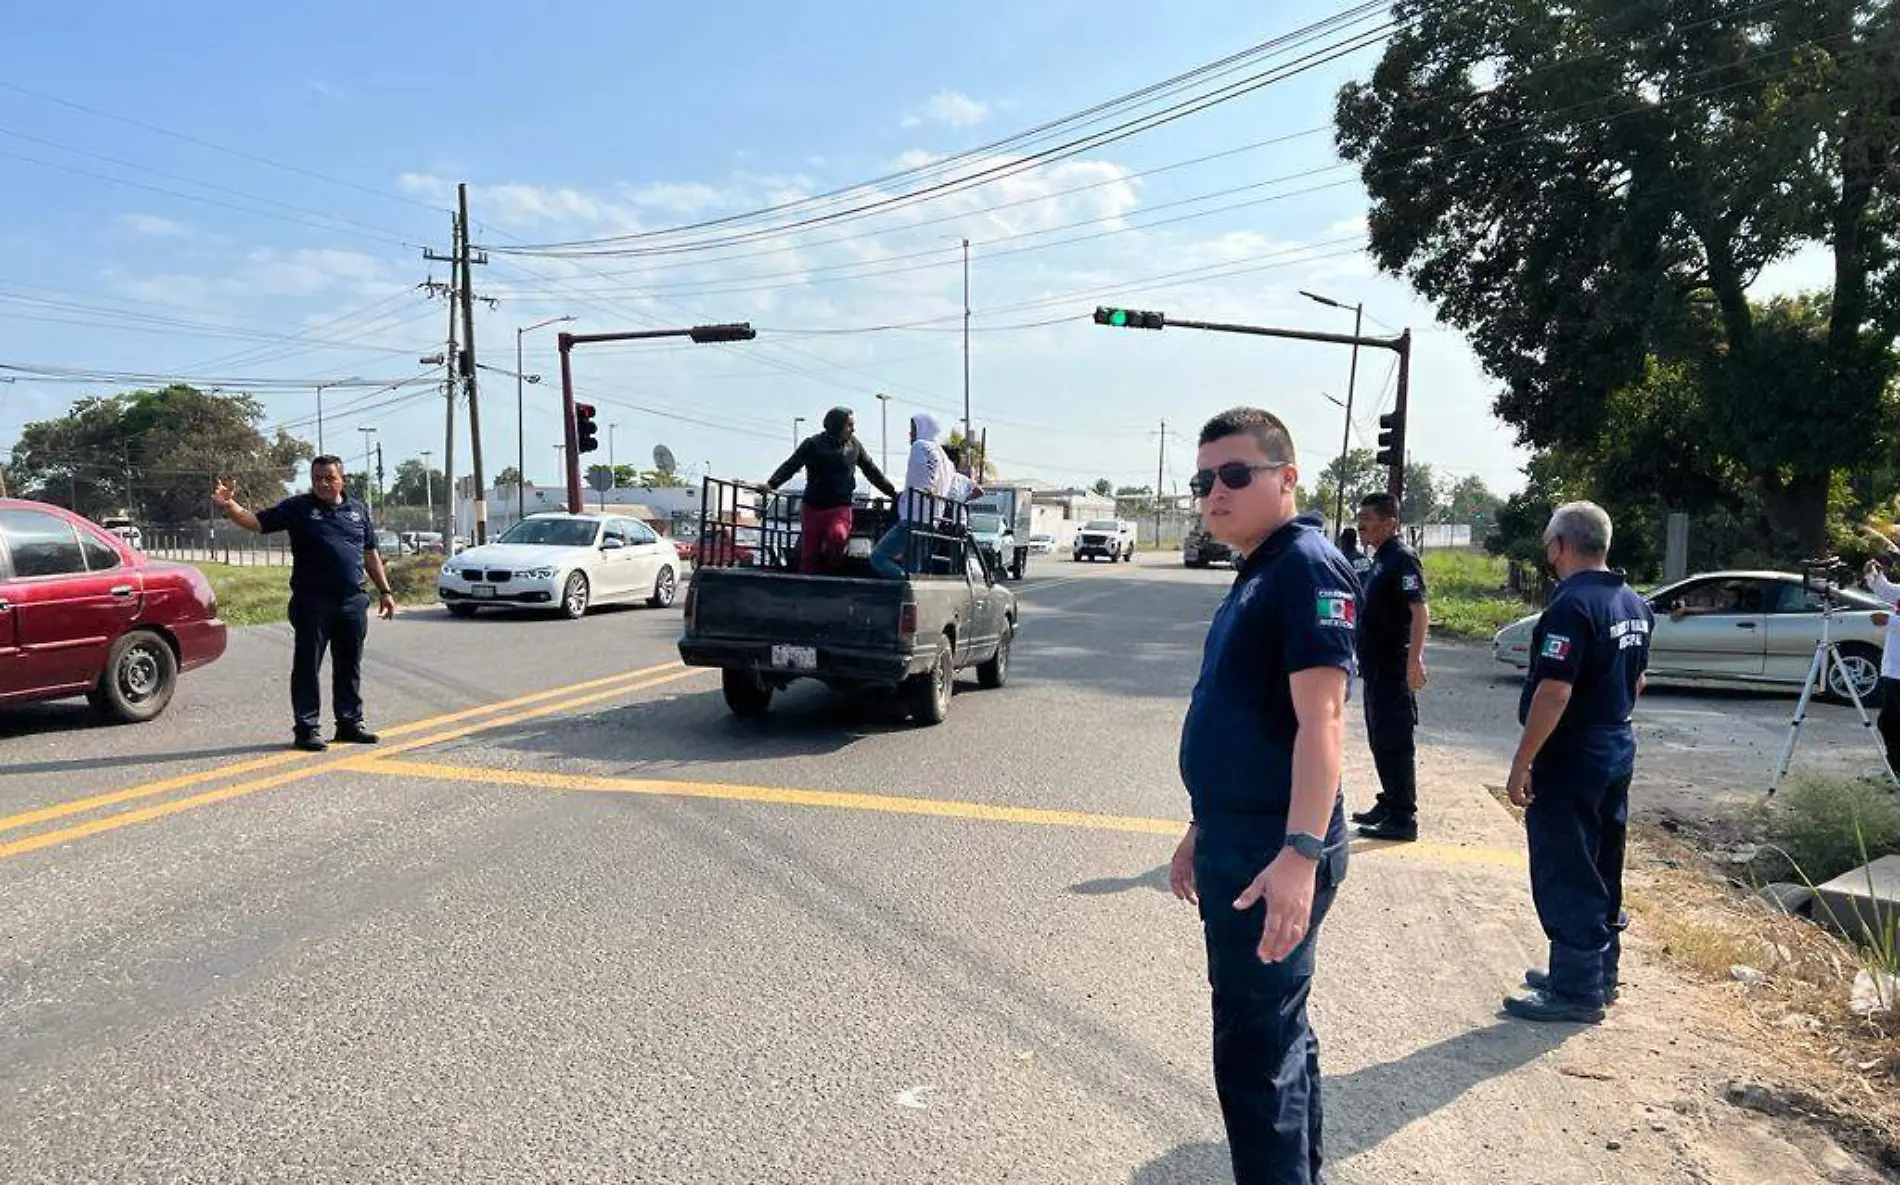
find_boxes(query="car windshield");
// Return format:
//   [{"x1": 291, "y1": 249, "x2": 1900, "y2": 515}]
[
  {"x1": 1084, "y1": 520, "x2": 1120, "y2": 531},
  {"x1": 968, "y1": 513, "x2": 1003, "y2": 534},
  {"x1": 497, "y1": 518, "x2": 599, "y2": 547}
]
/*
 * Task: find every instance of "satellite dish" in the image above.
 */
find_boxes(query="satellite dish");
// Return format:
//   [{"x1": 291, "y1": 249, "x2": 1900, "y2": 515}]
[{"x1": 653, "y1": 444, "x2": 677, "y2": 475}]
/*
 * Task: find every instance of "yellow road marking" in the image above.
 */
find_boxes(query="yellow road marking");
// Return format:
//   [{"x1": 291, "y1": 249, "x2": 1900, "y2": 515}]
[
  {"x1": 0, "y1": 662, "x2": 686, "y2": 837},
  {"x1": 344, "y1": 757, "x2": 1528, "y2": 867},
  {"x1": 0, "y1": 667, "x2": 703, "y2": 860}
]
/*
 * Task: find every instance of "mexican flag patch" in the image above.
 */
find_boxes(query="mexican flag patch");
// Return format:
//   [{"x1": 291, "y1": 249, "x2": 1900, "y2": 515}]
[
  {"x1": 1318, "y1": 591, "x2": 1355, "y2": 627},
  {"x1": 1541, "y1": 634, "x2": 1572, "y2": 660}
]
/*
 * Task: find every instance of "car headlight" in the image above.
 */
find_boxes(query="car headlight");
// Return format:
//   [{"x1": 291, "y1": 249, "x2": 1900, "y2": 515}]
[{"x1": 517, "y1": 567, "x2": 555, "y2": 580}]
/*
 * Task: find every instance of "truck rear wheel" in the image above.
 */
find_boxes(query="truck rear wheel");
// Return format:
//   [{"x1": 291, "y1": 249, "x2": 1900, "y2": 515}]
[
  {"x1": 909, "y1": 638, "x2": 954, "y2": 725},
  {"x1": 722, "y1": 669, "x2": 774, "y2": 718},
  {"x1": 1011, "y1": 551, "x2": 1026, "y2": 581}
]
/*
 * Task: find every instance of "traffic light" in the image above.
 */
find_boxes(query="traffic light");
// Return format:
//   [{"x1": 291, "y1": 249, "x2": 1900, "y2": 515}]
[
  {"x1": 1093, "y1": 306, "x2": 1165, "y2": 330},
  {"x1": 1375, "y1": 411, "x2": 1404, "y2": 469},
  {"x1": 575, "y1": 402, "x2": 600, "y2": 454},
  {"x1": 689, "y1": 322, "x2": 758, "y2": 343}
]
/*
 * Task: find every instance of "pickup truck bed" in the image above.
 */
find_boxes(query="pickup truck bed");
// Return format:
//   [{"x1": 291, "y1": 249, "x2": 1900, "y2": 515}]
[{"x1": 678, "y1": 562, "x2": 1016, "y2": 725}]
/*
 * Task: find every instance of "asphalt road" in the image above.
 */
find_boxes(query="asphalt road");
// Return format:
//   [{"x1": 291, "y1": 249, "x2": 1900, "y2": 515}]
[{"x1": 0, "y1": 558, "x2": 1882, "y2": 1184}]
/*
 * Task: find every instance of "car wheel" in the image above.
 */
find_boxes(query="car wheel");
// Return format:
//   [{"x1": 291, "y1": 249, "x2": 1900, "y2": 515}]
[
  {"x1": 722, "y1": 668, "x2": 773, "y2": 718},
  {"x1": 1826, "y1": 644, "x2": 1883, "y2": 706},
  {"x1": 560, "y1": 572, "x2": 591, "y2": 619},
  {"x1": 445, "y1": 603, "x2": 479, "y2": 618},
  {"x1": 909, "y1": 637, "x2": 954, "y2": 725},
  {"x1": 92, "y1": 630, "x2": 178, "y2": 724},
  {"x1": 648, "y1": 566, "x2": 677, "y2": 609},
  {"x1": 977, "y1": 622, "x2": 1012, "y2": 689}
]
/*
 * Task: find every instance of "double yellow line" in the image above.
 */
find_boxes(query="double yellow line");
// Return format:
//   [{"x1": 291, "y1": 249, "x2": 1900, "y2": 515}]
[{"x1": 0, "y1": 661, "x2": 704, "y2": 861}]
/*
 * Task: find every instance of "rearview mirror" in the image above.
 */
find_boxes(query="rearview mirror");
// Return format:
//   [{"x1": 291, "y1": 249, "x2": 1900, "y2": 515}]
[{"x1": 602, "y1": 538, "x2": 626, "y2": 550}]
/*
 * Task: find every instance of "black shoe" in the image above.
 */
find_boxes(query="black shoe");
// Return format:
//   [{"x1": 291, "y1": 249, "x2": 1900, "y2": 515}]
[
  {"x1": 1503, "y1": 988, "x2": 1605, "y2": 1024},
  {"x1": 1356, "y1": 817, "x2": 1417, "y2": 842},
  {"x1": 333, "y1": 723, "x2": 380, "y2": 745},
  {"x1": 1524, "y1": 968, "x2": 1619, "y2": 1005},
  {"x1": 1350, "y1": 803, "x2": 1390, "y2": 827},
  {"x1": 293, "y1": 731, "x2": 328, "y2": 753}
]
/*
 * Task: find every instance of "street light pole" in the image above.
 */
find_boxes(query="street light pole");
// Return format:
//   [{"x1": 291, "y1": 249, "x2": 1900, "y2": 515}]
[
  {"x1": 961, "y1": 238, "x2": 972, "y2": 447},
  {"x1": 1302, "y1": 291, "x2": 1364, "y2": 531},
  {"x1": 517, "y1": 316, "x2": 575, "y2": 526},
  {"x1": 421, "y1": 449, "x2": 435, "y2": 543},
  {"x1": 357, "y1": 426, "x2": 378, "y2": 520},
  {"x1": 875, "y1": 391, "x2": 891, "y2": 475},
  {"x1": 793, "y1": 416, "x2": 805, "y2": 448}
]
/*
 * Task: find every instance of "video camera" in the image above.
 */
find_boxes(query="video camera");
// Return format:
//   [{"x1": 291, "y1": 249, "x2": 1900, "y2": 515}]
[{"x1": 1798, "y1": 556, "x2": 1853, "y2": 597}]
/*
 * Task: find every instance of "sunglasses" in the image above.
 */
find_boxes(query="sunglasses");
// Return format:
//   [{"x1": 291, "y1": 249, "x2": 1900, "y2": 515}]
[{"x1": 1190, "y1": 460, "x2": 1290, "y2": 499}]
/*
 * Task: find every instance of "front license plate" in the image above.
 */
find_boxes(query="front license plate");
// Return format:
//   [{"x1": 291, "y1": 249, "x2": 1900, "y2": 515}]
[
  {"x1": 472, "y1": 584, "x2": 497, "y2": 599},
  {"x1": 771, "y1": 644, "x2": 817, "y2": 671}
]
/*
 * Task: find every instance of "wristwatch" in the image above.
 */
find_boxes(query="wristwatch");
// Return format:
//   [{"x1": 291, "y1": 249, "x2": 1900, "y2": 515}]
[{"x1": 1284, "y1": 831, "x2": 1325, "y2": 861}]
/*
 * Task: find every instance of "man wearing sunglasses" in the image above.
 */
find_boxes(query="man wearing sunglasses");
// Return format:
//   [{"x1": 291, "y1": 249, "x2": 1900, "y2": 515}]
[
  {"x1": 1350, "y1": 491, "x2": 1429, "y2": 843},
  {"x1": 1169, "y1": 407, "x2": 1355, "y2": 1185}
]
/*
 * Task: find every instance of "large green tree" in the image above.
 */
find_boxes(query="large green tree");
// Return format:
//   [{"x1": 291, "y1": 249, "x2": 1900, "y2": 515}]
[
  {"x1": 10, "y1": 385, "x2": 309, "y2": 525},
  {"x1": 1337, "y1": 0, "x2": 1900, "y2": 553}
]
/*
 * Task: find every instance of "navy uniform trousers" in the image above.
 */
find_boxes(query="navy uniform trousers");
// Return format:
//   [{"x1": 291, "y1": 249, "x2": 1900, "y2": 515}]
[
  {"x1": 1195, "y1": 830, "x2": 1346, "y2": 1185},
  {"x1": 289, "y1": 593, "x2": 369, "y2": 732},
  {"x1": 1524, "y1": 729, "x2": 1633, "y2": 1004},
  {"x1": 1360, "y1": 663, "x2": 1417, "y2": 819}
]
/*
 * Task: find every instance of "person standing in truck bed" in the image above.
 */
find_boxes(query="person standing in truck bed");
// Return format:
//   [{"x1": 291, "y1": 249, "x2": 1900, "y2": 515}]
[{"x1": 765, "y1": 406, "x2": 899, "y2": 574}]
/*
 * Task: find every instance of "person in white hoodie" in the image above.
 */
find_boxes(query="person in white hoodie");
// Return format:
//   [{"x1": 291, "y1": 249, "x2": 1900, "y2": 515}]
[
  {"x1": 1862, "y1": 557, "x2": 1900, "y2": 770},
  {"x1": 871, "y1": 412, "x2": 972, "y2": 578}
]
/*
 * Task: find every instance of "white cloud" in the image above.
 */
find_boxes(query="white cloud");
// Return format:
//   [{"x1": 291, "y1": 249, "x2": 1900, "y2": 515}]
[
  {"x1": 622, "y1": 182, "x2": 734, "y2": 216},
  {"x1": 240, "y1": 248, "x2": 400, "y2": 297},
  {"x1": 118, "y1": 213, "x2": 189, "y2": 238},
  {"x1": 902, "y1": 91, "x2": 991, "y2": 130}
]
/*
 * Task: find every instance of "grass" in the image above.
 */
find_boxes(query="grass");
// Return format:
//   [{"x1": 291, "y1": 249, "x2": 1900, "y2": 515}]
[
  {"x1": 1420, "y1": 548, "x2": 1534, "y2": 640},
  {"x1": 197, "y1": 557, "x2": 443, "y2": 626},
  {"x1": 1749, "y1": 772, "x2": 1900, "y2": 887}
]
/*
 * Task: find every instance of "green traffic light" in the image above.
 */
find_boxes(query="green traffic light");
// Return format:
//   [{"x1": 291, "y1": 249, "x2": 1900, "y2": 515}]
[{"x1": 1110, "y1": 309, "x2": 1128, "y2": 327}]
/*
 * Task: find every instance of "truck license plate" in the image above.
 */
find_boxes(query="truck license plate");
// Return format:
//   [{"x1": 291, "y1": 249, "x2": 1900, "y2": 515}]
[
  {"x1": 472, "y1": 584, "x2": 496, "y2": 599},
  {"x1": 771, "y1": 644, "x2": 817, "y2": 670}
]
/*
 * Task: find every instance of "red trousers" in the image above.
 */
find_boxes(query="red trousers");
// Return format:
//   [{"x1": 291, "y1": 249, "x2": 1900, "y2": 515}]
[{"x1": 798, "y1": 503, "x2": 855, "y2": 573}]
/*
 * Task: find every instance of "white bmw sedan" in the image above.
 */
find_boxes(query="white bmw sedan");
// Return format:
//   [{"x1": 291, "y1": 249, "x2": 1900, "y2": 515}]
[{"x1": 437, "y1": 512, "x2": 681, "y2": 619}]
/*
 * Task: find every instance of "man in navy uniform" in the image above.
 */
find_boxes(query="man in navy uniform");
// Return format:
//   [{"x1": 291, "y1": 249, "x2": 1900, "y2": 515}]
[
  {"x1": 212, "y1": 455, "x2": 398, "y2": 752},
  {"x1": 1505, "y1": 501, "x2": 1652, "y2": 1023},
  {"x1": 1168, "y1": 407, "x2": 1355, "y2": 1184},
  {"x1": 1350, "y1": 492, "x2": 1429, "y2": 842}
]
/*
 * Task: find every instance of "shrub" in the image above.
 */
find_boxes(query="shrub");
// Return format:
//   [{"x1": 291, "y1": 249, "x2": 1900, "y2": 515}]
[{"x1": 1752, "y1": 772, "x2": 1900, "y2": 885}]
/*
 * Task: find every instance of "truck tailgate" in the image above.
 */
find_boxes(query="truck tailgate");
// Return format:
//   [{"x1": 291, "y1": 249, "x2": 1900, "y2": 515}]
[{"x1": 690, "y1": 569, "x2": 907, "y2": 650}]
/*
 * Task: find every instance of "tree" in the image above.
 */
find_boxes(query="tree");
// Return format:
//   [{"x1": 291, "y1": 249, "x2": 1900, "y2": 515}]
[
  {"x1": 1307, "y1": 448, "x2": 1384, "y2": 525},
  {"x1": 1443, "y1": 474, "x2": 1502, "y2": 525},
  {"x1": 943, "y1": 429, "x2": 993, "y2": 479},
  {"x1": 391, "y1": 459, "x2": 449, "y2": 507},
  {"x1": 492, "y1": 466, "x2": 525, "y2": 490},
  {"x1": 1402, "y1": 460, "x2": 1441, "y2": 525},
  {"x1": 9, "y1": 385, "x2": 309, "y2": 524},
  {"x1": 1337, "y1": 1, "x2": 1900, "y2": 554},
  {"x1": 1091, "y1": 478, "x2": 1115, "y2": 498}
]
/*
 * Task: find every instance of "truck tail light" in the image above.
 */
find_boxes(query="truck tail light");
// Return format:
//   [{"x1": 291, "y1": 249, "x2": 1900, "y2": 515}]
[{"x1": 898, "y1": 602, "x2": 917, "y2": 639}]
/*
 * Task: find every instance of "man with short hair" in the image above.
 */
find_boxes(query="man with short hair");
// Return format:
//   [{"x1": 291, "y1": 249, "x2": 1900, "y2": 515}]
[
  {"x1": 1169, "y1": 406, "x2": 1353, "y2": 1184},
  {"x1": 765, "y1": 406, "x2": 899, "y2": 574},
  {"x1": 212, "y1": 456, "x2": 397, "y2": 752},
  {"x1": 1350, "y1": 492, "x2": 1429, "y2": 842},
  {"x1": 1505, "y1": 501, "x2": 1652, "y2": 1024}
]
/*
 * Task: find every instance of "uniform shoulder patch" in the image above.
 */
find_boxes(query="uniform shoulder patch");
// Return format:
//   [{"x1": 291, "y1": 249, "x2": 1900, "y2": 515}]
[
  {"x1": 1400, "y1": 573, "x2": 1421, "y2": 592},
  {"x1": 1317, "y1": 590, "x2": 1356, "y2": 628},
  {"x1": 1541, "y1": 634, "x2": 1572, "y2": 660}
]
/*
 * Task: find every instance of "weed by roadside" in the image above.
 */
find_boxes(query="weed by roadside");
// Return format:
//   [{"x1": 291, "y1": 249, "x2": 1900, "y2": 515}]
[
  {"x1": 1420, "y1": 549, "x2": 1533, "y2": 640},
  {"x1": 197, "y1": 558, "x2": 442, "y2": 626},
  {"x1": 1748, "y1": 772, "x2": 1900, "y2": 886}
]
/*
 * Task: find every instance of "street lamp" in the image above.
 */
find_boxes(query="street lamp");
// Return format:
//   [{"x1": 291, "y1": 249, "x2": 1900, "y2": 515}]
[
  {"x1": 793, "y1": 416, "x2": 805, "y2": 448},
  {"x1": 357, "y1": 426, "x2": 378, "y2": 520},
  {"x1": 609, "y1": 422, "x2": 618, "y2": 488},
  {"x1": 518, "y1": 315, "x2": 576, "y2": 523},
  {"x1": 315, "y1": 377, "x2": 363, "y2": 455},
  {"x1": 1301, "y1": 290, "x2": 1364, "y2": 531}
]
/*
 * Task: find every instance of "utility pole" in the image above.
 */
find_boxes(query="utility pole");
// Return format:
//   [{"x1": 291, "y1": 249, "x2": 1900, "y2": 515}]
[
  {"x1": 1301, "y1": 291, "x2": 1363, "y2": 532},
  {"x1": 875, "y1": 392, "x2": 891, "y2": 475},
  {"x1": 358, "y1": 426, "x2": 378, "y2": 521},
  {"x1": 424, "y1": 227, "x2": 458, "y2": 548},
  {"x1": 961, "y1": 238, "x2": 972, "y2": 446},
  {"x1": 1155, "y1": 419, "x2": 1167, "y2": 547},
  {"x1": 457, "y1": 183, "x2": 492, "y2": 545},
  {"x1": 421, "y1": 449, "x2": 435, "y2": 542},
  {"x1": 792, "y1": 416, "x2": 804, "y2": 448}
]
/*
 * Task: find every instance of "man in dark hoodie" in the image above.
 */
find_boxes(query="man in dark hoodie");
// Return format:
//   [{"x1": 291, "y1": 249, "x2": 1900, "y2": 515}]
[{"x1": 766, "y1": 407, "x2": 900, "y2": 574}]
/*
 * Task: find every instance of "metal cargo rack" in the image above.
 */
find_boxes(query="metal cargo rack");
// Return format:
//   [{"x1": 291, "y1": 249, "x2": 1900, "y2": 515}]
[{"x1": 693, "y1": 476, "x2": 973, "y2": 577}]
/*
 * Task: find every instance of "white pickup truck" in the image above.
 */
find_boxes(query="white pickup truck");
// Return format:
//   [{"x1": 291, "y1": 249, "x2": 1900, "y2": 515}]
[{"x1": 1072, "y1": 518, "x2": 1136, "y2": 563}]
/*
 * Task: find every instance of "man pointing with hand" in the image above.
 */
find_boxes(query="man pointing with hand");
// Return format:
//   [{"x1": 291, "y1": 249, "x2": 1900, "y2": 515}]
[
  {"x1": 212, "y1": 455, "x2": 396, "y2": 752},
  {"x1": 1169, "y1": 407, "x2": 1355, "y2": 1184}
]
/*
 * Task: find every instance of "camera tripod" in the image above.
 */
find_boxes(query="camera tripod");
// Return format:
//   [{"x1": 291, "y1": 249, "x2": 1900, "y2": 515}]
[{"x1": 1768, "y1": 572, "x2": 1900, "y2": 795}]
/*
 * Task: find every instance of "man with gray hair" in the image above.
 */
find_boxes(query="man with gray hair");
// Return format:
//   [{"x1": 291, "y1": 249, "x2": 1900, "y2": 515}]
[{"x1": 1503, "y1": 501, "x2": 1652, "y2": 1023}]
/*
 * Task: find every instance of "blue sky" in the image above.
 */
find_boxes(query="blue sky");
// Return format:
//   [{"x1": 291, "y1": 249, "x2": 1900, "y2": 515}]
[{"x1": 4, "y1": 1, "x2": 1821, "y2": 503}]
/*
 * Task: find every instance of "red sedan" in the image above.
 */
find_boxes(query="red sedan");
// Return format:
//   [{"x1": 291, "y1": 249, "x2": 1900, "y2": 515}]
[{"x1": 0, "y1": 499, "x2": 227, "y2": 722}]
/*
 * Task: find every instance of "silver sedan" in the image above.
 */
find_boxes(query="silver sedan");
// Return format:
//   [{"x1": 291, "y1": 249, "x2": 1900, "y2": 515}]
[{"x1": 1492, "y1": 570, "x2": 1889, "y2": 703}]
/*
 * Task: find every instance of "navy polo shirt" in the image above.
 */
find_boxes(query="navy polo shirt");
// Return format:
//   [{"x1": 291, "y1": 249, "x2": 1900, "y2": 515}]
[
  {"x1": 256, "y1": 492, "x2": 376, "y2": 604},
  {"x1": 1519, "y1": 569, "x2": 1653, "y2": 762},
  {"x1": 1357, "y1": 535, "x2": 1427, "y2": 670},
  {"x1": 1180, "y1": 511, "x2": 1360, "y2": 848}
]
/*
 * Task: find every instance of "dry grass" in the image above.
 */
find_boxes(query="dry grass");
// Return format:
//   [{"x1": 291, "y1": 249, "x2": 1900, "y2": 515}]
[{"x1": 1624, "y1": 824, "x2": 1900, "y2": 1163}]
